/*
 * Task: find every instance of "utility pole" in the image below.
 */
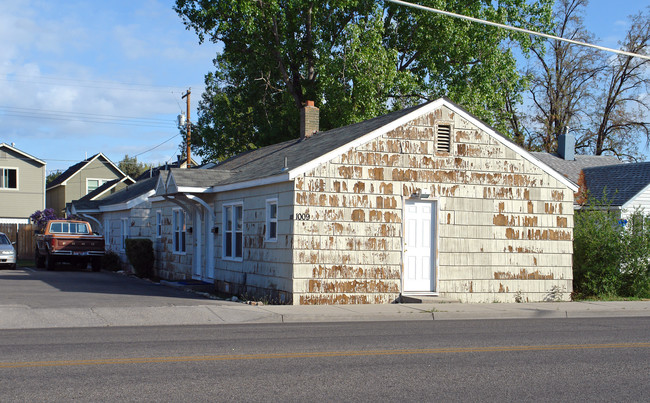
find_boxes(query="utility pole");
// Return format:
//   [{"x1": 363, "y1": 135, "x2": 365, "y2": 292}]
[{"x1": 182, "y1": 88, "x2": 191, "y2": 168}]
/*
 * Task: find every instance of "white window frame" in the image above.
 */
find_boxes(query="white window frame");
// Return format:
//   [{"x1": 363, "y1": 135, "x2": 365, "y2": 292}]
[
  {"x1": 173, "y1": 208, "x2": 186, "y2": 254},
  {"x1": 265, "y1": 198, "x2": 278, "y2": 242},
  {"x1": 86, "y1": 178, "x2": 109, "y2": 194},
  {"x1": 222, "y1": 201, "x2": 243, "y2": 261},
  {"x1": 0, "y1": 167, "x2": 18, "y2": 190},
  {"x1": 120, "y1": 218, "x2": 129, "y2": 251},
  {"x1": 156, "y1": 210, "x2": 162, "y2": 238}
]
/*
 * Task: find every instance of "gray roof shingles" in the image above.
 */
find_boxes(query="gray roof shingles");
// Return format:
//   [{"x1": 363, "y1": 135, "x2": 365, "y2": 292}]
[
  {"x1": 170, "y1": 102, "x2": 430, "y2": 189},
  {"x1": 531, "y1": 152, "x2": 621, "y2": 184},
  {"x1": 583, "y1": 162, "x2": 650, "y2": 206}
]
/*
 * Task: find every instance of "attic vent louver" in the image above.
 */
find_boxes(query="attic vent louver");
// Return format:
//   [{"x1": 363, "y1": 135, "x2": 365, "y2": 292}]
[{"x1": 437, "y1": 124, "x2": 451, "y2": 153}]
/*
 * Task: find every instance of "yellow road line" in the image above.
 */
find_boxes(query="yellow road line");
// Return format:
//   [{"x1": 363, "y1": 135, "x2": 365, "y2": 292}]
[{"x1": 2, "y1": 343, "x2": 649, "y2": 369}]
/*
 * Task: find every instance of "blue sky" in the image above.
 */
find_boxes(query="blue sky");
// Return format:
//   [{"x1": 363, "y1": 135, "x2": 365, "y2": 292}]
[{"x1": 0, "y1": 0, "x2": 646, "y2": 174}]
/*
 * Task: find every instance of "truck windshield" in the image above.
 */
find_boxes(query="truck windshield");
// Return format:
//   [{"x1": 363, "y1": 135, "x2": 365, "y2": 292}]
[{"x1": 49, "y1": 222, "x2": 89, "y2": 234}]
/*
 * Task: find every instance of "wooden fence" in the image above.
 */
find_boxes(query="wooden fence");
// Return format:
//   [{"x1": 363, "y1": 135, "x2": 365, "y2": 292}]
[{"x1": 0, "y1": 223, "x2": 35, "y2": 260}]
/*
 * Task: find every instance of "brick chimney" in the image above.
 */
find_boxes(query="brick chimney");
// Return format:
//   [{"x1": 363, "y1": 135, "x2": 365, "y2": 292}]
[{"x1": 300, "y1": 100, "x2": 319, "y2": 139}]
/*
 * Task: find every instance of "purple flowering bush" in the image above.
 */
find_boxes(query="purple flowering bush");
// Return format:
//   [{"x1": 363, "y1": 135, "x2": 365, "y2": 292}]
[{"x1": 30, "y1": 208, "x2": 60, "y2": 229}]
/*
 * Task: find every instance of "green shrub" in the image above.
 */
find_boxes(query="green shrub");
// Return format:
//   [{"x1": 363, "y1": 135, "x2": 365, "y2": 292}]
[
  {"x1": 102, "y1": 250, "x2": 122, "y2": 272},
  {"x1": 125, "y1": 238, "x2": 154, "y2": 278},
  {"x1": 574, "y1": 204, "x2": 650, "y2": 299}
]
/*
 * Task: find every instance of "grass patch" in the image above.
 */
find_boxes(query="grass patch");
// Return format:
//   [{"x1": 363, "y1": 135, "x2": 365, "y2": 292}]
[{"x1": 17, "y1": 259, "x2": 34, "y2": 268}]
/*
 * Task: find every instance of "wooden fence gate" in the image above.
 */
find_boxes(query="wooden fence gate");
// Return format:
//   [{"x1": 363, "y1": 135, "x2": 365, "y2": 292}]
[{"x1": 0, "y1": 223, "x2": 35, "y2": 260}]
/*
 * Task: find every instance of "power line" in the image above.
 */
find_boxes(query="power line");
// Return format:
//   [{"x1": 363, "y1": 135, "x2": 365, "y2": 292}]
[
  {"x1": 0, "y1": 106, "x2": 172, "y2": 123},
  {"x1": 386, "y1": 0, "x2": 650, "y2": 61},
  {"x1": 0, "y1": 106, "x2": 177, "y2": 128}
]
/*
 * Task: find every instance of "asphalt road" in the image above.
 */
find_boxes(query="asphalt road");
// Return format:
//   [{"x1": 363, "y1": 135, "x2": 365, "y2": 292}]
[{"x1": 1, "y1": 318, "x2": 648, "y2": 401}]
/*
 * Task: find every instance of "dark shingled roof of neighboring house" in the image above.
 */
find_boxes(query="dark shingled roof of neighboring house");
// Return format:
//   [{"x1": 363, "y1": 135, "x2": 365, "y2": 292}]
[
  {"x1": 47, "y1": 154, "x2": 100, "y2": 189},
  {"x1": 582, "y1": 162, "x2": 650, "y2": 206},
  {"x1": 531, "y1": 152, "x2": 622, "y2": 185}
]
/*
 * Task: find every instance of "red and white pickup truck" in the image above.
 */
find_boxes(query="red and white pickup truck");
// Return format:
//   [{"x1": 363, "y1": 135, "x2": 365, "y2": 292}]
[{"x1": 34, "y1": 220, "x2": 105, "y2": 271}]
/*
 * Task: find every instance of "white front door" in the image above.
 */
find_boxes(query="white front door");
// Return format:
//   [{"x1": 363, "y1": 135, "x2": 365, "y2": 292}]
[{"x1": 403, "y1": 200, "x2": 436, "y2": 293}]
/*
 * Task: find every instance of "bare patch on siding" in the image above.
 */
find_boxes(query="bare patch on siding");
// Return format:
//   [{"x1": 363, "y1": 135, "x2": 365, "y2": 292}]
[
  {"x1": 506, "y1": 228, "x2": 520, "y2": 239},
  {"x1": 338, "y1": 166, "x2": 362, "y2": 179},
  {"x1": 525, "y1": 229, "x2": 571, "y2": 241},
  {"x1": 308, "y1": 179, "x2": 325, "y2": 192},
  {"x1": 380, "y1": 182, "x2": 393, "y2": 195},
  {"x1": 312, "y1": 265, "x2": 400, "y2": 279},
  {"x1": 368, "y1": 167, "x2": 384, "y2": 180},
  {"x1": 351, "y1": 209, "x2": 365, "y2": 222},
  {"x1": 557, "y1": 217, "x2": 568, "y2": 228},
  {"x1": 392, "y1": 169, "x2": 418, "y2": 181},
  {"x1": 551, "y1": 190, "x2": 564, "y2": 201},
  {"x1": 528, "y1": 201, "x2": 534, "y2": 214},
  {"x1": 308, "y1": 279, "x2": 399, "y2": 293},
  {"x1": 296, "y1": 177, "x2": 304, "y2": 190},
  {"x1": 494, "y1": 269, "x2": 554, "y2": 280},
  {"x1": 299, "y1": 294, "x2": 392, "y2": 305},
  {"x1": 353, "y1": 181, "x2": 365, "y2": 193},
  {"x1": 376, "y1": 196, "x2": 397, "y2": 209},
  {"x1": 499, "y1": 283, "x2": 508, "y2": 293}
]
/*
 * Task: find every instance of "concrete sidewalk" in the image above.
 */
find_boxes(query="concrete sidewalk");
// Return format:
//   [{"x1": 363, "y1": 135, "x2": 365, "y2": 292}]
[{"x1": 1, "y1": 299, "x2": 648, "y2": 330}]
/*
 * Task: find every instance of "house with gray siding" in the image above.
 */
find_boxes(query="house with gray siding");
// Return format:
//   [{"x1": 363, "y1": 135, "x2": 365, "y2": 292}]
[
  {"x1": 47, "y1": 153, "x2": 130, "y2": 217},
  {"x1": 0, "y1": 143, "x2": 46, "y2": 224},
  {"x1": 71, "y1": 98, "x2": 580, "y2": 304}
]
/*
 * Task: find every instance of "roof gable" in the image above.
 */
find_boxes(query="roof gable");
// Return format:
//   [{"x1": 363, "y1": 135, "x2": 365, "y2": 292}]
[
  {"x1": 214, "y1": 98, "x2": 578, "y2": 192},
  {"x1": 159, "y1": 98, "x2": 578, "y2": 194},
  {"x1": 0, "y1": 143, "x2": 45, "y2": 166},
  {"x1": 47, "y1": 153, "x2": 127, "y2": 190}
]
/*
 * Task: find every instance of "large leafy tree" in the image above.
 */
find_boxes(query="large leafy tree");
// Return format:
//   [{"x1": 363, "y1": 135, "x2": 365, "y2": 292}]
[{"x1": 175, "y1": 0, "x2": 553, "y2": 161}]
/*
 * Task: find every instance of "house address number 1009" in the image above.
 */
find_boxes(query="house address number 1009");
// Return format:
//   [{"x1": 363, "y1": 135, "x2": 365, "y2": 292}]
[{"x1": 292, "y1": 213, "x2": 311, "y2": 221}]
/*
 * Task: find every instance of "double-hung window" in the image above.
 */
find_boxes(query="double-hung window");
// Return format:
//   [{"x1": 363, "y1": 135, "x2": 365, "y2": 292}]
[
  {"x1": 86, "y1": 179, "x2": 109, "y2": 194},
  {"x1": 265, "y1": 199, "x2": 278, "y2": 242},
  {"x1": 223, "y1": 202, "x2": 243, "y2": 260},
  {"x1": 173, "y1": 209, "x2": 186, "y2": 253},
  {"x1": 0, "y1": 168, "x2": 17, "y2": 189}
]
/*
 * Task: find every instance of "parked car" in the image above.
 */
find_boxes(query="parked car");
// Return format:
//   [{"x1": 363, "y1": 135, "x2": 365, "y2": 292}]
[
  {"x1": 34, "y1": 220, "x2": 104, "y2": 271},
  {"x1": 0, "y1": 232, "x2": 17, "y2": 269}
]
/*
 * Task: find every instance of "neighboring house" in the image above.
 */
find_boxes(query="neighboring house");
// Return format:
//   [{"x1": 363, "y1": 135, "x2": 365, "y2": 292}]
[
  {"x1": 70, "y1": 174, "x2": 160, "y2": 263},
  {"x1": 65, "y1": 176, "x2": 135, "y2": 216},
  {"x1": 73, "y1": 98, "x2": 579, "y2": 304},
  {"x1": 581, "y1": 162, "x2": 650, "y2": 220},
  {"x1": 0, "y1": 143, "x2": 46, "y2": 224},
  {"x1": 47, "y1": 153, "x2": 130, "y2": 217}
]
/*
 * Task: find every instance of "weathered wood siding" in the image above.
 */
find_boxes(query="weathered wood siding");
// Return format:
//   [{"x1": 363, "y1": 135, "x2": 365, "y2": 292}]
[
  {"x1": 292, "y1": 105, "x2": 573, "y2": 304},
  {"x1": 212, "y1": 183, "x2": 294, "y2": 303}
]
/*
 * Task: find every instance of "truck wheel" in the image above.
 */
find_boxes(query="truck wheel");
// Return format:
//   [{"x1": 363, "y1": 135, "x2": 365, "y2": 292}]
[
  {"x1": 45, "y1": 253, "x2": 56, "y2": 271},
  {"x1": 35, "y1": 249, "x2": 45, "y2": 269},
  {"x1": 91, "y1": 257, "x2": 102, "y2": 272}
]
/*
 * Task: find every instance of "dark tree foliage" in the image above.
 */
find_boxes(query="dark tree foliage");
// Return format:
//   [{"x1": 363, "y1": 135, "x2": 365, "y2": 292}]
[{"x1": 175, "y1": 0, "x2": 553, "y2": 161}]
